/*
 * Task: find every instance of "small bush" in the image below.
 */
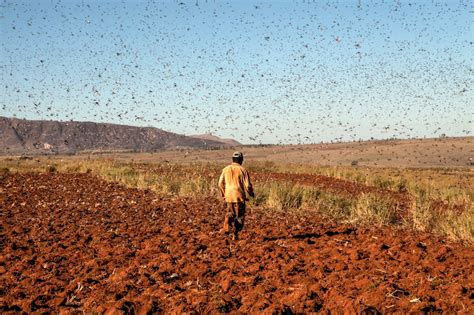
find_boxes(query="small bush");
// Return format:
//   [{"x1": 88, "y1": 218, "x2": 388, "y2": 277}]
[
  {"x1": 103, "y1": 166, "x2": 140, "y2": 187},
  {"x1": 439, "y1": 207, "x2": 474, "y2": 242},
  {"x1": 179, "y1": 177, "x2": 215, "y2": 197},
  {"x1": 302, "y1": 188, "x2": 322, "y2": 209},
  {"x1": 351, "y1": 194, "x2": 398, "y2": 226},
  {"x1": 46, "y1": 165, "x2": 57, "y2": 173},
  {"x1": 373, "y1": 176, "x2": 393, "y2": 190},
  {"x1": 160, "y1": 178, "x2": 181, "y2": 195},
  {"x1": 0, "y1": 167, "x2": 9, "y2": 180},
  {"x1": 396, "y1": 179, "x2": 408, "y2": 193},
  {"x1": 316, "y1": 193, "x2": 354, "y2": 219},
  {"x1": 250, "y1": 188, "x2": 269, "y2": 207},
  {"x1": 354, "y1": 173, "x2": 367, "y2": 184},
  {"x1": 267, "y1": 183, "x2": 304, "y2": 211}
]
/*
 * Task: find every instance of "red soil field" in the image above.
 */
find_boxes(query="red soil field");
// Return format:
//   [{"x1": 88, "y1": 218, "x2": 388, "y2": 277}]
[{"x1": 1, "y1": 173, "x2": 473, "y2": 313}]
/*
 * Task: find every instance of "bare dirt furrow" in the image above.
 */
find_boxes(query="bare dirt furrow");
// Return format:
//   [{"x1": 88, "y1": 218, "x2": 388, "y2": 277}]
[{"x1": 0, "y1": 173, "x2": 472, "y2": 313}]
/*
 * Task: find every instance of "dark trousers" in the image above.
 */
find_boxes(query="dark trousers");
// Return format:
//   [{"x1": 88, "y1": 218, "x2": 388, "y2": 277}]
[{"x1": 223, "y1": 202, "x2": 246, "y2": 236}]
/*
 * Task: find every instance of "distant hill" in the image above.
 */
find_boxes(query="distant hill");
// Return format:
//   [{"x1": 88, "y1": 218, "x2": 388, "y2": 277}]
[
  {"x1": 0, "y1": 117, "x2": 237, "y2": 155},
  {"x1": 189, "y1": 133, "x2": 241, "y2": 147}
]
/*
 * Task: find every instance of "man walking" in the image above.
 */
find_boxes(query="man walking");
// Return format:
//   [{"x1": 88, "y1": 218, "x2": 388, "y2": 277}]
[{"x1": 218, "y1": 151, "x2": 254, "y2": 240}]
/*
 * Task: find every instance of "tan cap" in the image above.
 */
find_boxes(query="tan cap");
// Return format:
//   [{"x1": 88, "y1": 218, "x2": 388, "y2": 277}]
[{"x1": 232, "y1": 151, "x2": 243, "y2": 158}]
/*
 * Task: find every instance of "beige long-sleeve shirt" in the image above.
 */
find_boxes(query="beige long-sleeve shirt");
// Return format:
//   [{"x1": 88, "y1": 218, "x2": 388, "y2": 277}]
[{"x1": 218, "y1": 163, "x2": 254, "y2": 203}]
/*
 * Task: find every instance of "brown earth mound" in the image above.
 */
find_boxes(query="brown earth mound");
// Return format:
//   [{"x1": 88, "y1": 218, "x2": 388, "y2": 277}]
[{"x1": 1, "y1": 173, "x2": 473, "y2": 313}]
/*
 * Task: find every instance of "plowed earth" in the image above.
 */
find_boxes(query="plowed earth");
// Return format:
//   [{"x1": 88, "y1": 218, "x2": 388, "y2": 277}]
[{"x1": 1, "y1": 173, "x2": 473, "y2": 313}]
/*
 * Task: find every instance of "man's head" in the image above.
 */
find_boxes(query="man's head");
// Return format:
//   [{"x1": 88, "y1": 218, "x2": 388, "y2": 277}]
[{"x1": 232, "y1": 151, "x2": 244, "y2": 164}]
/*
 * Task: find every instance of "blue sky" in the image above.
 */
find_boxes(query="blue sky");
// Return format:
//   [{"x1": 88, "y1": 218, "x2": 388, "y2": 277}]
[{"x1": 1, "y1": 0, "x2": 472, "y2": 144}]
